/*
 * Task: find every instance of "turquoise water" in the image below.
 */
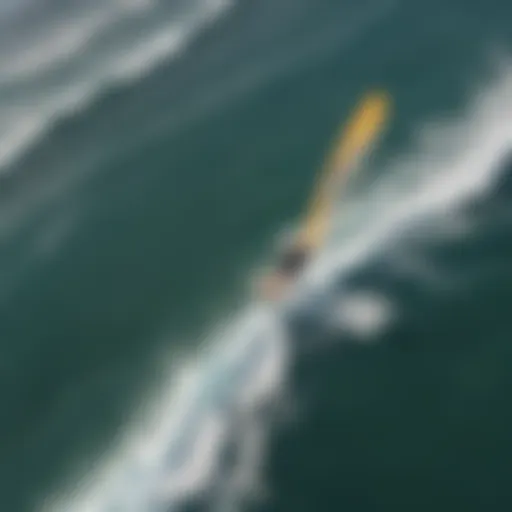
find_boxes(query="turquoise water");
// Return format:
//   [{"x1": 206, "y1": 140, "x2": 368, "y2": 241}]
[{"x1": 0, "y1": 0, "x2": 512, "y2": 510}]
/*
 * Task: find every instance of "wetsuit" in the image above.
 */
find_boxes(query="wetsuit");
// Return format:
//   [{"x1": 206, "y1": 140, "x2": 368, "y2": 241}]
[{"x1": 276, "y1": 245, "x2": 310, "y2": 278}]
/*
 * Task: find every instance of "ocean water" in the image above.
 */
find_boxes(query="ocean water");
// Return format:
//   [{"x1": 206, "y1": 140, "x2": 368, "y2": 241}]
[{"x1": 0, "y1": 0, "x2": 511, "y2": 511}]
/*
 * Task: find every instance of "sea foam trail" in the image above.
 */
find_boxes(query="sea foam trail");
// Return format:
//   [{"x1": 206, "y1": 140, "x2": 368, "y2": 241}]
[
  {"x1": 0, "y1": 0, "x2": 233, "y2": 173},
  {"x1": 43, "y1": 305, "x2": 289, "y2": 512},
  {"x1": 41, "y1": 65, "x2": 512, "y2": 512}
]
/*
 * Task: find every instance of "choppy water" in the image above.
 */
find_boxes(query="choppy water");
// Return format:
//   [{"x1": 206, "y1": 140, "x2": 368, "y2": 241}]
[{"x1": 0, "y1": 0, "x2": 511, "y2": 511}]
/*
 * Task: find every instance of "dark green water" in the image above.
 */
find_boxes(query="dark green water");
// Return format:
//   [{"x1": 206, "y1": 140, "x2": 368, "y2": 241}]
[{"x1": 0, "y1": 0, "x2": 511, "y2": 510}]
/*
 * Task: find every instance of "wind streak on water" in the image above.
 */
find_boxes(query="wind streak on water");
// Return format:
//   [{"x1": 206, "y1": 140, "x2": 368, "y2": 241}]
[{"x1": 0, "y1": 0, "x2": 233, "y2": 173}]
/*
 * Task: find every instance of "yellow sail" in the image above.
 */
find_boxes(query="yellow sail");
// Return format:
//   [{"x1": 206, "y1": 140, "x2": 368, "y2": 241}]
[{"x1": 298, "y1": 90, "x2": 392, "y2": 249}]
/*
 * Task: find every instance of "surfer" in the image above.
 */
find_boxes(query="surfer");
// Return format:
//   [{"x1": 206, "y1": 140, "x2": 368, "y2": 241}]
[
  {"x1": 259, "y1": 90, "x2": 392, "y2": 301},
  {"x1": 259, "y1": 241, "x2": 311, "y2": 300}
]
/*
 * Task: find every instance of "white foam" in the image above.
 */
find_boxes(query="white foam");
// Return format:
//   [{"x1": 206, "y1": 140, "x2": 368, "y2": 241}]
[
  {"x1": 0, "y1": 114, "x2": 47, "y2": 173},
  {"x1": 0, "y1": 0, "x2": 233, "y2": 173},
  {"x1": 0, "y1": 1, "x2": 155, "y2": 82},
  {"x1": 110, "y1": 0, "x2": 231, "y2": 82},
  {"x1": 43, "y1": 305, "x2": 288, "y2": 512},
  {"x1": 330, "y1": 291, "x2": 395, "y2": 340}
]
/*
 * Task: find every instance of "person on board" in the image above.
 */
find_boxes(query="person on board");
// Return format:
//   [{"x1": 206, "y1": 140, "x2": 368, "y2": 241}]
[
  {"x1": 259, "y1": 240, "x2": 311, "y2": 301},
  {"x1": 258, "y1": 90, "x2": 392, "y2": 302}
]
